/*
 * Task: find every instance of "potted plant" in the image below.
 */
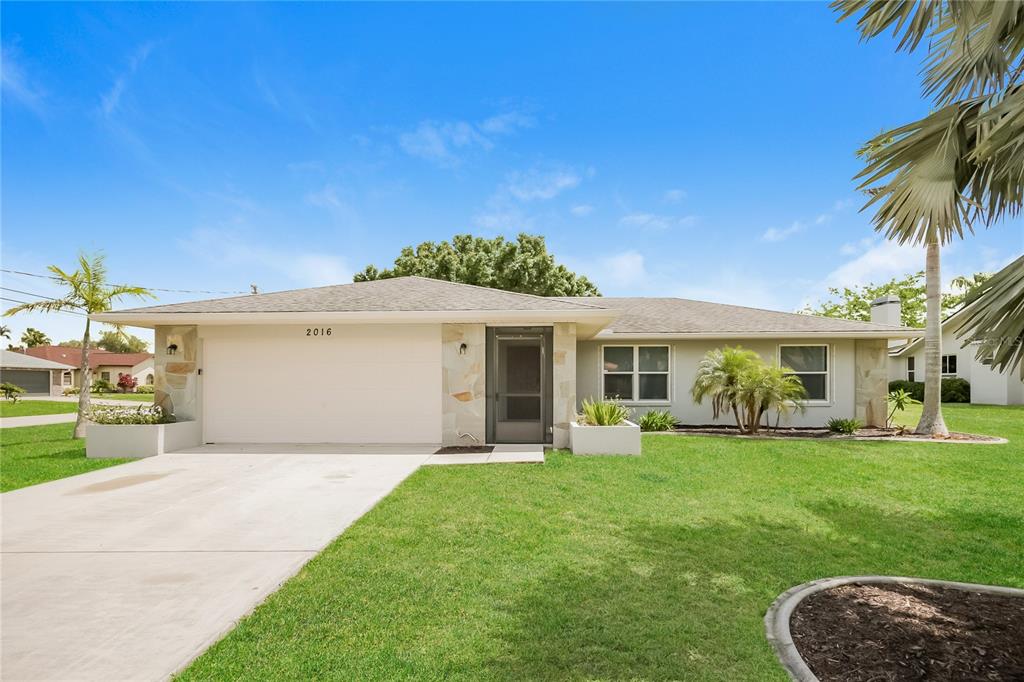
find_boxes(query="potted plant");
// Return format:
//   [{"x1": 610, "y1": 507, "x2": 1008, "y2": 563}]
[{"x1": 569, "y1": 398, "x2": 641, "y2": 455}]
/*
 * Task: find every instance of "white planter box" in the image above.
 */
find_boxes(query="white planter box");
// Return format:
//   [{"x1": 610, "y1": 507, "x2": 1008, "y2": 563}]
[
  {"x1": 569, "y1": 420, "x2": 641, "y2": 456},
  {"x1": 86, "y1": 420, "x2": 202, "y2": 459}
]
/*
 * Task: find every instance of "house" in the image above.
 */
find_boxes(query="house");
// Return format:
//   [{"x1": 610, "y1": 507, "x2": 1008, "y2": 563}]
[
  {"x1": 93, "y1": 276, "x2": 916, "y2": 449},
  {"x1": 22, "y1": 346, "x2": 155, "y2": 390},
  {"x1": 0, "y1": 349, "x2": 76, "y2": 396},
  {"x1": 886, "y1": 301, "x2": 1024, "y2": 406}
]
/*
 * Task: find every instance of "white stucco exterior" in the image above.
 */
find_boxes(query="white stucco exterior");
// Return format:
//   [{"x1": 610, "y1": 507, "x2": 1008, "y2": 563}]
[{"x1": 198, "y1": 324, "x2": 443, "y2": 444}]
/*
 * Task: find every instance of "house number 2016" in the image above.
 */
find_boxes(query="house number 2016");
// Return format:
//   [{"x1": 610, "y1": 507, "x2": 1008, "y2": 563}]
[{"x1": 306, "y1": 328, "x2": 332, "y2": 336}]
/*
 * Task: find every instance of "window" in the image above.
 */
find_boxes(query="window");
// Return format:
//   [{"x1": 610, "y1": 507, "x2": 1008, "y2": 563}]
[
  {"x1": 907, "y1": 356, "x2": 915, "y2": 382},
  {"x1": 780, "y1": 345, "x2": 829, "y2": 402},
  {"x1": 62, "y1": 371, "x2": 72, "y2": 386},
  {"x1": 941, "y1": 354, "x2": 957, "y2": 376},
  {"x1": 100, "y1": 371, "x2": 110, "y2": 382},
  {"x1": 602, "y1": 345, "x2": 670, "y2": 402}
]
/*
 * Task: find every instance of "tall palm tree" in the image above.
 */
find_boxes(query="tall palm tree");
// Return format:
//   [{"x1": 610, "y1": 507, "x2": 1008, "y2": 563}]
[
  {"x1": 3, "y1": 254, "x2": 152, "y2": 438},
  {"x1": 20, "y1": 327, "x2": 51, "y2": 348},
  {"x1": 956, "y1": 255, "x2": 1024, "y2": 378},
  {"x1": 834, "y1": 1, "x2": 1024, "y2": 435}
]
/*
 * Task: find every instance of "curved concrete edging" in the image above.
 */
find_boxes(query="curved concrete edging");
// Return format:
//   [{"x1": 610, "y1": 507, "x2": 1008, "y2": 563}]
[{"x1": 764, "y1": 575, "x2": 1024, "y2": 682}]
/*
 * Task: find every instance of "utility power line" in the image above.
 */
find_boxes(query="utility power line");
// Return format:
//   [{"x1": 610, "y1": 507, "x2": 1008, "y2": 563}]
[{"x1": 0, "y1": 268, "x2": 249, "y2": 296}]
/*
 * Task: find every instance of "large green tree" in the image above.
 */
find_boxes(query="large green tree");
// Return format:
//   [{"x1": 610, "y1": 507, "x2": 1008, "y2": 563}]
[
  {"x1": 20, "y1": 327, "x2": 51, "y2": 348},
  {"x1": 95, "y1": 330, "x2": 149, "y2": 353},
  {"x1": 835, "y1": 1, "x2": 1024, "y2": 436},
  {"x1": 354, "y1": 233, "x2": 600, "y2": 297},
  {"x1": 4, "y1": 254, "x2": 152, "y2": 438}
]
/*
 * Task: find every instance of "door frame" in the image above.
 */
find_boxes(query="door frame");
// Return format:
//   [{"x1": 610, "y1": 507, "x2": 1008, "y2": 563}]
[{"x1": 485, "y1": 326, "x2": 553, "y2": 444}]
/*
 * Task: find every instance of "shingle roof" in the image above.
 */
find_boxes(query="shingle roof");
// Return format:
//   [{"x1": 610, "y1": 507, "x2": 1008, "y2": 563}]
[
  {"x1": 1, "y1": 349, "x2": 76, "y2": 370},
  {"x1": 557, "y1": 297, "x2": 916, "y2": 335},
  {"x1": 23, "y1": 346, "x2": 153, "y2": 370},
  {"x1": 113, "y1": 276, "x2": 607, "y2": 314}
]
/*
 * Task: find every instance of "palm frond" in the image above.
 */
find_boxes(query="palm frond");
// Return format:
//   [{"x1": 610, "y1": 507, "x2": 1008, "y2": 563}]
[
  {"x1": 3, "y1": 297, "x2": 81, "y2": 317},
  {"x1": 832, "y1": 0, "x2": 942, "y2": 52},
  {"x1": 955, "y1": 254, "x2": 1024, "y2": 377}
]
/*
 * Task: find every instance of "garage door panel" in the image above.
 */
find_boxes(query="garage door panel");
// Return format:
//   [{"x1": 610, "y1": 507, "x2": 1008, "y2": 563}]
[
  {"x1": 0, "y1": 369, "x2": 51, "y2": 395},
  {"x1": 202, "y1": 325, "x2": 442, "y2": 444}
]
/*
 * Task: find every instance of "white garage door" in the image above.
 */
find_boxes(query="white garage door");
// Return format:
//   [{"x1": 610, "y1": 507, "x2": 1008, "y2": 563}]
[{"x1": 201, "y1": 324, "x2": 442, "y2": 444}]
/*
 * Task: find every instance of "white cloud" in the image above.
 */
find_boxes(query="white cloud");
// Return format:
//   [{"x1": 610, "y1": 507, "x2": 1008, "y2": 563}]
[
  {"x1": 1, "y1": 44, "x2": 47, "y2": 116},
  {"x1": 833, "y1": 197, "x2": 857, "y2": 212},
  {"x1": 824, "y1": 239, "x2": 922, "y2": 289},
  {"x1": 619, "y1": 213, "x2": 695, "y2": 231},
  {"x1": 761, "y1": 221, "x2": 804, "y2": 242},
  {"x1": 397, "y1": 108, "x2": 533, "y2": 167},
  {"x1": 662, "y1": 188, "x2": 686, "y2": 204},
  {"x1": 601, "y1": 251, "x2": 647, "y2": 287},
  {"x1": 100, "y1": 42, "x2": 155, "y2": 117},
  {"x1": 570, "y1": 204, "x2": 594, "y2": 217},
  {"x1": 180, "y1": 228, "x2": 351, "y2": 287},
  {"x1": 504, "y1": 167, "x2": 581, "y2": 201}
]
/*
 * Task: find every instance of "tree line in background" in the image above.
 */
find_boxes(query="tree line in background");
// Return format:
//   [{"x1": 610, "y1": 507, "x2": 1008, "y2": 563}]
[{"x1": 5, "y1": 327, "x2": 149, "y2": 353}]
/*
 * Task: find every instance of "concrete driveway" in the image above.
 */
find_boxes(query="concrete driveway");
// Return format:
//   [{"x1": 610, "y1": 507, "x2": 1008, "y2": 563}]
[{"x1": 1, "y1": 448, "x2": 429, "y2": 681}]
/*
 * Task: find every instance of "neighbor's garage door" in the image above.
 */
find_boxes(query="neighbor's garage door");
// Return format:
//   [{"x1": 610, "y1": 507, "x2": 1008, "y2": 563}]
[
  {"x1": 0, "y1": 369, "x2": 51, "y2": 395},
  {"x1": 201, "y1": 325, "x2": 442, "y2": 444}
]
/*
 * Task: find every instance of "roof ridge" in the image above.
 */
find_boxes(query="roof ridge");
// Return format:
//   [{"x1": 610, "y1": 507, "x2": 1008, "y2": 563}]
[{"x1": 399, "y1": 275, "x2": 608, "y2": 310}]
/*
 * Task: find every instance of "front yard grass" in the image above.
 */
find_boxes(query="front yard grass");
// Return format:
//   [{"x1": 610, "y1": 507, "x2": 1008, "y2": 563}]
[
  {"x1": 0, "y1": 400, "x2": 78, "y2": 418},
  {"x1": 93, "y1": 392, "x2": 153, "y2": 402},
  {"x1": 0, "y1": 423, "x2": 132, "y2": 492},
  {"x1": 182, "y1": 404, "x2": 1024, "y2": 681}
]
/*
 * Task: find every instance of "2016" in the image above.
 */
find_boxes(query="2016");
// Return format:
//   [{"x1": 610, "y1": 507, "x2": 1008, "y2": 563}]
[{"x1": 306, "y1": 328, "x2": 332, "y2": 336}]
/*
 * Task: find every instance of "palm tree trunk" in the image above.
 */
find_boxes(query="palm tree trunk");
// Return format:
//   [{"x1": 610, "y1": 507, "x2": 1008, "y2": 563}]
[
  {"x1": 73, "y1": 317, "x2": 91, "y2": 439},
  {"x1": 915, "y1": 239, "x2": 949, "y2": 436}
]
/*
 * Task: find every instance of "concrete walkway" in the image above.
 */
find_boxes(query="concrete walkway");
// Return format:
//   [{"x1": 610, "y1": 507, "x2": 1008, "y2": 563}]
[
  {"x1": 0, "y1": 412, "x2": 77, "y2": 428},
  {"x1": 1, "y1": 450, "x2": 428, "y2": 680}
]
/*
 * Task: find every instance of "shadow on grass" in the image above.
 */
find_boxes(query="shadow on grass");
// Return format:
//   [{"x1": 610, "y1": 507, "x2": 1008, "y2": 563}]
[{"x1": 483, "y1": 502, "x2": 1024, "y2": 681}]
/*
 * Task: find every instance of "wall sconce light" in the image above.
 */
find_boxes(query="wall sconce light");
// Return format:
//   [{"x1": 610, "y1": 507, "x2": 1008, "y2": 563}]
[
  {"x1": 458, "y1": 343, "x2": 467, "y2": 355},
  {"x1": 166, "y1": 343, "x2": 178, "y2": 356}
]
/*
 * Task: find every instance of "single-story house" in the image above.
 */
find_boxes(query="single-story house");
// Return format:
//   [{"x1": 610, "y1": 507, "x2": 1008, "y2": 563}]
[
  {"x1": 0, "y1": 349, "x2": 76, "y2": 396},
  {"x1": 22, "y1": 346, "x2": 154, "y2": 389},
  {"x1": 887, "y1": 301, "x2": 1024, "y2": 406},
  {"x1": 94, "y1": 276, "x2": 915, "y2": 448}
]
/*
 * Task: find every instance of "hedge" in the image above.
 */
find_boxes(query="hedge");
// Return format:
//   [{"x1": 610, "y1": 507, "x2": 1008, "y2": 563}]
[{"x1": 888, "y1": 378, "x2": 971, "y2": 403}]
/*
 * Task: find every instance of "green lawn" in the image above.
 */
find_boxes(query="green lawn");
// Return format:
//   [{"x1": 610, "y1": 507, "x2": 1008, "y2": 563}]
[
  {"x1": 181, "y1": 404, "x2": 1024, "y2": 681},
  {"x1": 0, "y1": 400, "x2": 79, "y2": 418},
  {"x1": 0, "y1": 423, "x2": 132, "y2": 492},
  {"x1": 94, "y1": 392, "x2": 153, "y2": 402}
]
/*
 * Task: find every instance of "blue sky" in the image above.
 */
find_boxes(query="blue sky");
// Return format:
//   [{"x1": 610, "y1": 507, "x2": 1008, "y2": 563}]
[{"x1": 2, "y1": 2, "x2": 1020, "y2": 345}]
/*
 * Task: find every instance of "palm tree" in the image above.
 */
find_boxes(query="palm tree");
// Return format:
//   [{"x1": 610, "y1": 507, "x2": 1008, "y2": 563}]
[
  {"x1": 691, "y1": 346, "x2": 761, "y2": 431},
  {"x1": 761, "y1": 365, "x2": 808, "y2": 432},
  {"x1": 834, "y1": 1, "x2": 1024, "y2": 435},
  {"x1": 3, "y1": 253, "x2": 152, "y2": 438},
  {"x1": 0, "y1": 324, "x2": 10, "y2": 340},
  {"x1": 956, "y1": 255, "x2": 1024, "y2": 378},
  {"x1": 20, "y1": 327, "x2": 51, "y2": 348}
]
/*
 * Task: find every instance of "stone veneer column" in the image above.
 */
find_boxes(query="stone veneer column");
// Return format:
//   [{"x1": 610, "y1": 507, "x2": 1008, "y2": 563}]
[
  {"x1": 154, "y1": 325, "x2": 199, "y2": 421},
  {"x1": 854, "y1": 338, "x2": 888, "y2": 427},
  {"x1": 441, "y1": 323, "x2": 486, "y2": 446},
  {"x1": 552, "y1": 322, "x2": 577, "y2": 448}
]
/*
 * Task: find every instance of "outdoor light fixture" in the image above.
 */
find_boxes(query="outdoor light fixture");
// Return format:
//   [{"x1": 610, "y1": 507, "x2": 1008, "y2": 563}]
[
  {"x1": 166, "y1": 343, "x2": 178, "y2": 356},
  {"x1": 459, "y1": 342, "x2": 467, "y2": 355}
]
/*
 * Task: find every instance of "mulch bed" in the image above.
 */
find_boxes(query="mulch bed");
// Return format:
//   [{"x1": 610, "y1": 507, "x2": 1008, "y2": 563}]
[
  {"x1": 433, "y1": 445, "x2": 494, "y2": 454},
  {"x1": 671, "y1": 425, "x2": 1001, "y2": 442},
  {"x1": 790, "y1": 582, "x2": 1024, "y2": 681}
]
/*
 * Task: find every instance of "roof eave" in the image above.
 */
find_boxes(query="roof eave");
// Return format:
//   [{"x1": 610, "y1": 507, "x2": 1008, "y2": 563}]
[{"x1": 594, "y1": 329, "x2": 919, "y2": 340}]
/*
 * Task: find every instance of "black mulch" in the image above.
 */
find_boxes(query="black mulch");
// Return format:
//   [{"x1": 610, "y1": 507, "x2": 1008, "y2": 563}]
[
  {"x1": 433, "y1": 445, "x2": 494, "y2": 454},
  {"x1": 790, "y1": 582, "x2": 1024, "y2": 681}
]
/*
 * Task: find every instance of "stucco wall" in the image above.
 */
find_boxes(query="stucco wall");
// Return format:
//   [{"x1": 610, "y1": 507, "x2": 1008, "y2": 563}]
[
  {"x1": 552, "y1": 323, "x2": 577, "y2": 448},
  {"x1": 441, "y1": 323, "x2": 486, "y2": 446},
  {"x1": 576, "y1": 338, "x2": 862, "y2": 428}
]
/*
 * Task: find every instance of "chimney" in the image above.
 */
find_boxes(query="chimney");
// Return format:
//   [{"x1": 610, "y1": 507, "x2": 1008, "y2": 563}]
[{"x1": 870, "y1": 295, "x2": 902, "y2": 326}]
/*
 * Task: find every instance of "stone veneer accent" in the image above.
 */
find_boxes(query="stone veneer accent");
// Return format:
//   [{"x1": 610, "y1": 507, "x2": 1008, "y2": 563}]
[
  {"x1": 552, "y1": 322, "x2": 577, "y2": 448},
  {"x1": 854, "y1": 338, "x2": 888, "y2": 427},
  {"x1": 441, "y1": 323, "x2": 486, "y2": 446},
  {"x1": 154, "y1": 325, "x2": 198, "y2": 421}
]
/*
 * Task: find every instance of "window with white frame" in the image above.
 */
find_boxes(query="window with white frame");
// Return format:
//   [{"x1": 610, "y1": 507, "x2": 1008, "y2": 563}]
[
  {"x1": 602, "y1": 345, "x2": 670, "y2": 402},
  {"x1": 907, "y1": 356, "x2": 915, "y2": 382},
  {"x1": 941, "y1": 354, "x2": 957, "y2": 376},
  {"x1": 780, "y1": 345, "x2": 829, "y2": 401},
  {"x1": 62, "y1": 371, "x2": 72, "y2": 386}
]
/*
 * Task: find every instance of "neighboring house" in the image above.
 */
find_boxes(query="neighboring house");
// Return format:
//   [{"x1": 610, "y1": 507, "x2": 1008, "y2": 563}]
[
  {"x1": 94, "y1": 277, "x2": 915, "y2": 448},
  {"x1": 886, "y1": 301, "x2": 1024, "y2": 406},
  {"x1": 21, "y1": 346, "x2": 155, "y2": 389},
  {"x1": 0, "y1": 349, "x2": 76, "y2": 396}
]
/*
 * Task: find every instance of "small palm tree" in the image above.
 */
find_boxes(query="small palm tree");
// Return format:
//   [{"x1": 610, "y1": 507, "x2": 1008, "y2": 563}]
[
  {"x1": 0, "y1": 324, "x2": 10, "y2": 340},
  {"x1": 3, "y1": 253, "x2": 153, "y2": 438},
  {"x1": 20, "y1": 327, "x2": 51, "y2": 348},
  {"x1": 760, "y1": 365, "x2": 808, "y2": 432},
  {"x1": 691, "y1": 346, "x2": 761, "y2": 432}
]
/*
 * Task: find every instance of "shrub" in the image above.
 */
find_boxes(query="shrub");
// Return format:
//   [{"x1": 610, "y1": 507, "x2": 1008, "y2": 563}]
[
  {"x1": 578, "y1": 398, "x2": 631, "y2": 426},
  {"x1": 888, "y1": 378, "x2": 970, "y2": 403},
  {"x1": 117, "y1": 372, "x2": 138, "y2": 393},
  {"x1": 91, "y1": 378, "x2": 115, "y2": 394},
  {"x1": 88, "y1": 404, "x2": 171, "y2": 425},
  {"x1": 135, "y1": 384, "x2": 155, "y2": 394},
  {"x1": 886, "y1": 388, "x2": 921, "y2": 428},
  {"x1": 826, "y1": 417, "x2": 861, "y2": 434},
  {"x1": 1, "y1": 382, "x2": 26, "y2": 402},
  {"x1": 62, "y1": 386, "x2": 81, "y2": 396},
  {"x1": 638, "y1": 410, "x2": 677, "y2": 432}
]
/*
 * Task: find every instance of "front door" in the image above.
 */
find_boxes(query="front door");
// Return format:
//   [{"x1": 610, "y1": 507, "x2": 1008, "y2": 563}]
[{"x1": 488, "y1": 328, "x2": 552, "y2": 444}]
